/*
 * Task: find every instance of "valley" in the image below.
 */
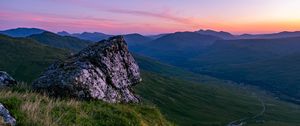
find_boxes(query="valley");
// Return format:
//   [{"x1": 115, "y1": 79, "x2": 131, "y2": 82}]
[{"x1": 1, "y1": 28, "x2": 300, "y2": 126}]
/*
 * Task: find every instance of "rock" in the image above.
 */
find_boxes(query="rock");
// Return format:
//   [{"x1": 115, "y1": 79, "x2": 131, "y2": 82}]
[
  {"x1": 0, "y1": 103, "x2": 16, "y2": 126},
  {"x1": 32, "y1": 36, "x2": 141, "y2": 103},
  {"x1": 0, "y1": 71, "x2": 16, "y2": 88}
]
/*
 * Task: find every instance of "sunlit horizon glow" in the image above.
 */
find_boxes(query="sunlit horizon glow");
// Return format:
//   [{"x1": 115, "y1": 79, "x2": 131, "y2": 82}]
[{"x1": 1, "y1": 0, "x2": 300, "y2": 35}]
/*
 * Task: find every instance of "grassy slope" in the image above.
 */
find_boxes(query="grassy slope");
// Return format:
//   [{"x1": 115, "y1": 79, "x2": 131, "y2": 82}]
[
  {"x1": 1, "y1": 35, "x2": 300, "y2": 126},
  {"x1": 28, "y1": 31, "x2": 91, "y2": 52},
  {"x1": 134, "y1": 36, "x2": 300, "y2": 102},
  {"x1": 0, "y1": 34, "x2": 68, "y2": 82},
  {"x1": 0, "y1": 35, "x2": 172, "y2": 126},
  {"x1": 0, "y1": 87, "x2": 171, "y2": 126},
  {"x1": 135, "y1": 55, "x2": 300, "y2": 126}
]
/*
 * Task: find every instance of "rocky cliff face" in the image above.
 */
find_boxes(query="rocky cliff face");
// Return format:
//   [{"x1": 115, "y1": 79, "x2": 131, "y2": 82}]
[
  {"x1": 0, "y1": 71, "x2": 16, "y2": 88},
  {"x1": 32, "y1": 36, "x2": 141, "y2": 103}
]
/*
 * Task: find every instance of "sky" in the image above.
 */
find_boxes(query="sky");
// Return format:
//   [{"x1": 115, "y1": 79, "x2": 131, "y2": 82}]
[{"x1": 1, "y1": 0, "x2": 300, "y2": 35}]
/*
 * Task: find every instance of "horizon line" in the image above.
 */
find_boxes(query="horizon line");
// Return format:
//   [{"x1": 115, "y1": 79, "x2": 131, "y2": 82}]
[{"x1": 1, "y1": 26, "x2": 300, "y2": 36}]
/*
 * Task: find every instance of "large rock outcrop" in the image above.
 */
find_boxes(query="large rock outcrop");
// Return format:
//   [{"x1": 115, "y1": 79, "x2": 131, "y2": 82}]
[
  {"x1": 0, "y1": 103, "x2": 16, "y2": 126},
  {"x1": 0, "y1": 71, "x2": 16, "y2": 88},
  {"x1": 32, "y1": 36, "x2": 141, "y2": 103}
]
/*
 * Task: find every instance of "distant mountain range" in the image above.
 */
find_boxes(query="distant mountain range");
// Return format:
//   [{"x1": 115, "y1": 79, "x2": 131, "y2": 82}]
[
  {"x1": 239, "y1": 31, "x2": 300, "y2": 39},
  {"x1": 3, "y1": 27, "x2": 300, "y2": 40},
  {"x1": 2, "y1": 28, "x2": 300, "y2": 103},
  {"x1": 57, "y1": 31, "x2": 112, "y2": 42},
  {"x1": 0, "y1": 28, "x2": 45, "y2": 37}
]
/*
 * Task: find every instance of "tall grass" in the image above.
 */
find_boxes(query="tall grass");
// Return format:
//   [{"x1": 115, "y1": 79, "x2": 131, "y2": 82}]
[{"x1": 0, "y1": 83, "x2": 172, "y2": 126}]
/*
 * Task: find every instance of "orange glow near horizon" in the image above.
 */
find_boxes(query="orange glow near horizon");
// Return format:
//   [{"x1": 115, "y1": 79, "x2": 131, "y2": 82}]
[{"x1": 1, "y1": 0, "x2": 300, "y2": 35}]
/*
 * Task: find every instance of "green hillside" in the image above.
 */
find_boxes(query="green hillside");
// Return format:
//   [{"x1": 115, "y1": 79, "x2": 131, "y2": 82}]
[
  {"x1": 28, "y1": 31, "x2": 91, "y2": 51},
  {"x1": 1, "y1": 35, "x2": 300, "y2": 126},
  {"x1": 216, "y1": 53, "x2": 300, "y2": 102},
  {"x1": 187, "y1": 38, "x2": 300, "y2": 102},
  {"x1": 135, "y1": 36, "x2": 300, "y2": 103},
  {"x1": 0, "y1": 31, "x2": 171, "y2": 126},
  {"x1": 0, "y1": 34, "x2": 69, "y2": 82},
  {"x1": 135, "y1": 55, "x2": 300, "y2": 126}
]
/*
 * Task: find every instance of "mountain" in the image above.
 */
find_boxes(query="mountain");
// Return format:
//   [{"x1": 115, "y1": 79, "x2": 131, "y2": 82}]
[
  {"x1": 134, "y1": 31, "x2": 221, "y2": 65},
  {"x1": 238, "y1": 31, "x2": 300, "y2": 39},
  {"x1": 147, "y1": 33, "x2": 169, "y2": 40},
  {"x1": 0, "y1": 28, "x2": 46, "y2": 37},
  {"x1": 57, "y1": 31, "x2": 71, "y2": 36},
  {"x1": 213, "y1": 53, "x2": 300, "y2": 102},
  {"x1": 1, "y1": 35, "x2": 300, "y2": 125},
  {"x1": 59, "y1": 32, "x2": 153, "y2": 51},
  {"x1": 179, "y1": 37, "x2": 300, "y2": 102},
  {"x1": 28, "y1": 31, "x2": 91, "y2": 51},
  {"x1": 135, "y1": 55, "x2": 300, "y2": 126},
  {"x1": 124, "y1": 33, "x2": 152, "y2": 45},
  {"x1": 0, "y1": 34, "x2": 68, "y2": 82},
  {"x1": 58, "y1": 31, "x2": 112, "y2": 42},
  {"x1": 196, "y1": 29, "x2": 235, "y2": 39},
  {"x1": 149, "y1": 32, "x2": 221, "y2": 50},
  {"x1": 132, "y1": 32, "x2": 300, "y2": 103},
  {"x1": 123, "y1": 33, "x2": 153, "y2": 51},
  {"x1": 191, "y1": 37, "x2": 300, "y2": 66}
]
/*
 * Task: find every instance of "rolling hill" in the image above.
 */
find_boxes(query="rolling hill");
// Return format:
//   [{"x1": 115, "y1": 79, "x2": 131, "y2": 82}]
[
  {"x1": 0, "y1": 34, "x2": 69, "y2": 82},
  {"x1": 134, "y1": 32, "x2": 221, "y2": 65},
  {"x1": 28, "y1": 31, "x2": 91, "y2": 51},
  {"x1": 0, "y1": 28, "x2": 46, "y2": 37},
  {"x1": 196, "y1": 29, "x2": 235, "y2": 39},
  {"x1": 123, "y1": 33, "x2": 153, "y2": 51},
  {"x1": 131, "y1": 33, "x2": 300, "y2": 103},
  {"x1": 1, "y1": 35, "x2": 300, "y2": 125}
]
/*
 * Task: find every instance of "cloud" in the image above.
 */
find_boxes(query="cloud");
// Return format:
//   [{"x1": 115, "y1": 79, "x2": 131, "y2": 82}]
[
  {"x1": 0, "y1": 11, "x2": 123, "y2": 32},
  {"x1": 107, "y1": 9, "x2": 199, "y2": 25}
]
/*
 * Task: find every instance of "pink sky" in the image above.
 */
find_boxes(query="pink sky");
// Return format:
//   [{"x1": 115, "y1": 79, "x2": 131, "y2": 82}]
[{"x1": 1, "y1": 0, "x2": 300, "y2": 35}]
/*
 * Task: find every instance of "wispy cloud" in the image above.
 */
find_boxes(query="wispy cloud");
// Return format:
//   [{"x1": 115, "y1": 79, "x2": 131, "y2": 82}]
[
  {"x1": 107, "y1": 9, "x2": 198, "y2": 25},
  {"x1": 0, "y1": 10, "x2": 185, "y2": 34},
  {"x1": 0, "y1": 11, "x2": 123, "y2": 32}
]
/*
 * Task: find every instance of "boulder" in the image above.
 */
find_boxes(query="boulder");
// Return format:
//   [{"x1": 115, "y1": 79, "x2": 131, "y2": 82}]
[
  {"x1": 32, "y1": 36, "x2": 141, "y2": 103},
  {"x1": 0, "y1": 103, "x2": 16, "y2": 126},
  {"x1": 0, "y1": 71, "x2": 16, "y2": 88}
]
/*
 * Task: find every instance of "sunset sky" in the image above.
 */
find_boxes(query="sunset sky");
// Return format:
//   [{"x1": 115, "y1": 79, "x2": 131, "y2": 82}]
[{"x1": 1, "y1": 0, "x2": 300, "y2": 35}]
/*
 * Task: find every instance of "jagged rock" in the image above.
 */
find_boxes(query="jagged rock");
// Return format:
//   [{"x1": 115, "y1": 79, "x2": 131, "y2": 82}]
[
  {"x1": 0, "y1": 103, "x2": 16, "y2": 126},
  {"x1": 32, "y1": 36, "x2": 141, "y2": 103},
  {"x1": 0, "y1": 71, "x2": 16, "y2": 88}
]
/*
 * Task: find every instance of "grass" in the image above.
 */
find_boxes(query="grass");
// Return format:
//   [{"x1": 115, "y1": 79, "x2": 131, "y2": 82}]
[
  {"x1": 135, "y1": 71, "x2": 300, "y2": 126},
  {"x1": 135, "y1": 55, "x2": 300, "y2": 126},
  {"x1": 0, "y1": 83, "x2": 172, "y2": 126},
  {"x1": 1, "y1": 35, "x2": 300, "y2": 126},
  {"x1": 0, "y1": 34, "x2": 69, "y2": 82}
]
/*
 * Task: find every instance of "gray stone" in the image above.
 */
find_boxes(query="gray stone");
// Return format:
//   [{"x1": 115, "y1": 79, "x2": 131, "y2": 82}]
[
  {"x1": 32, "y1": 36, "x2": 141, "y2": 103},
  {"x1": 0, "y1": 71, "x2": 16, "y2": 88},
  {"x1": 0, "y1": 103, "x2": 16, "y2": 126}
]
